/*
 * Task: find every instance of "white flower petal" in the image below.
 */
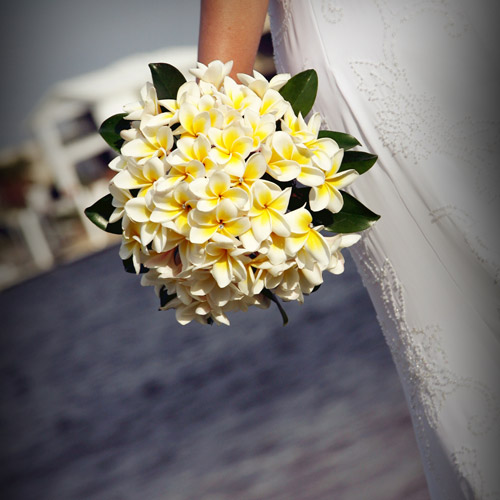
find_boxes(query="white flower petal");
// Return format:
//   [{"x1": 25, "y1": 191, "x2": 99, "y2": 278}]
[
  {"x1": 309, "y1": 185, "x2": 329, "y2": 212},
  {"x1": 251, "y1": 211, "x2": 272, "y2": 242},
  {"x1": 124, "y1": 198, "x2": 150, "y2": 223},
  {"x1": 113, "y1": 169, "x2": 147, "y2": 190},
  {"x1": 327, "y1": 187, "x2": 344, "y2": 213},
  {"x1": 121, "y1": 138, "x2": 156, "y2": 159},
  {"x1": 211, "y1": 260, "x2": 232, "y2": 288},
  {"x1": 297, "y1": 165, "x2": 325, "y2": 187}
]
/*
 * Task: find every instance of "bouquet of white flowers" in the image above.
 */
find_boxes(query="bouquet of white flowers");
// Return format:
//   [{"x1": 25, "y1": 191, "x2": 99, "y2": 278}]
[{"x1": 85, "y1": 60, "x2": 379, "y2": 325}]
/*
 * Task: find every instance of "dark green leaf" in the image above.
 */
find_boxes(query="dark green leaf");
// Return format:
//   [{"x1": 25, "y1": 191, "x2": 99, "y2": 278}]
[
  {"x1": 311, "y1": 208, "x2": 334, "y2": 227},
  {"x1": 279, "y1": 69, "x2": 318, "y2": 117},
  {"x1": 262, "y1": 289, "x2": 288, "y2": 326},
  {"x1": 122, "y1": 256, "x2": 148, "y2": 274},
  {"x1": 318, "y1": 130, "x2": 361, "y2": 150},
  {"x1": 149, "y1": 62, "x2": 186, "y2": 100},
  {"x1": 99, "y1": 113, "x2": 128, "y2": 153},
  {"x1": 340, "y1": 151, "x2": 378, "y2": 175},
  {"x1": 326, "y1": 191, "x2": 380, "y2": 233},
  {"x1": 106, "y1": 220, "x2": 122, "y2": 234},
  {"x1": 159, "y1": 286, "x2": 177, "y2": 307},
  {"x1": 84, "y1": 194, "x2": 122, "y2": 234}
]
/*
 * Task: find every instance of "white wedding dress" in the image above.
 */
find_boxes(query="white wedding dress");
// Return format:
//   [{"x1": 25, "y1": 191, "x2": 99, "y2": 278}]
[{"x1": 268, "y1": 1, "x2": 500, "y2": 498}]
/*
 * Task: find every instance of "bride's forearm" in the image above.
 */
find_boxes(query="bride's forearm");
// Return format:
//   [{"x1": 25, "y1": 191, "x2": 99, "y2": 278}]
[{"x1": 198, "y1": 0, "x2": 269, "y2": 80}]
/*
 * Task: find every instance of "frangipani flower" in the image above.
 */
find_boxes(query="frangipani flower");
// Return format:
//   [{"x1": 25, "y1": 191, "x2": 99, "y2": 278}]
[
  {"x1": 325, "y1": 233, "x2": 361, "y2": 274},
  {"x1": 298, "y1": 262, "x2": 324, "y2": 292},
  {"x1": 123, "y1": 82, "x2": 162, "y2": 121},
  {"x1": 208, "y1": 123, "x2": 254, "y2": 170},
  {"x1": 237, "y1": 70, "x2": 290, "y2": 98},
  {"x1": 282, "y1": 109, "x2": 339, "y2": 171},
  {"x1": 259, "y1": 233, "x2": 288, "y2": 265},
  {"x1": 309, "y1": 149, "x2": 359, "y2": 212},
  {"x1": 167, "y1": 134, "x2": 211, "y2": 166},
  {"x1": 266, "y1": 131, "x2": 324, "y2": 186},
  {"x1": 237, "y1": 261, "x2": 263, "y2": 296},
  {"x1": 157, "y1": 160, "x2": 205, "y2": 191},
  {"x1": 142, "y1": 252, "x2": 181, "y2": 283},
  {"x1": 190, "y1": 60, "x2": 233, "y2": 91},
  {"x1": 189, "y1": 171, "x2": 249, "y2": 212},
  {"x1": 226, "y1": 152, "x2": 267, "y2": 196},
  {"x1": 150, "y1": 183, "x2": 196, "y2": 236},
  {"x1": 123, "y1": 196, "x2": 163, "y2": 249},
  {"x1": 281, "y1": 108, "x2": 319, "y2": 144},
  {"x1": 252, "y1": 258, "x2": 302, "y2": 301},
  {"x1": 148, "y1": 227, "x2": 185, "y2": 254},
  {"x1": 166, "y1": 298, "x2": 210, "y2": 325},
  {"x1": 220, "y1": 76, "x2": 261, "y2": 113},
  {"x1": 272, "y1": 265, "x2": 304, "y2": 302},
  {"x1": 259, "y1": 88, "x2": 289, "y2": 119},
  {"x1": 176, "y1": 238, "x2": 206, "y2": 268},
  {"x1": 247, "y1": 180, "x2": 291, "y2": 242},
  {"x1": 109, "y1": 182, "x2": 133, "y2": 223},
  {"x1": 243, "y1": 110, "x2": 276, "y2": 149},
  {"x1": 121, "y1": 124, "x2": 174, "y2": 164},
  {"x1": 108, "y1": 155, "x2": 127, "y2": 172},
  {"x1": 204, "y1": 236, "x2": 249, "y2": 288},
  {"x1": 119, "y1": 220, "x2": 145, "y2": 273},
  {"x1": 188, "y1": 199, "x2": 250, "y2": 244},
  {"x1": 112, "y1": 157, "x2": 168, "y2": 196},
  {"x1": 177, "y1": 104, "x2": 213, "y2": 138},
  {"x1": 285, "y1": 208, "x2": 331, "y2": 268}
]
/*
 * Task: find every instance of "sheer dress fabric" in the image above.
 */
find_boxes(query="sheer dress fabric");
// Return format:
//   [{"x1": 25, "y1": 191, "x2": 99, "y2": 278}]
[{"x1": 269, "y1": 1, "x2": 500, "y2": 498}]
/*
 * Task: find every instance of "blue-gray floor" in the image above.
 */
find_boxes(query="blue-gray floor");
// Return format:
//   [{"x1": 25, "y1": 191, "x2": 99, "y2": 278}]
[{"x1": 0, "y1": 247, "x2": 428, "y2": 499}]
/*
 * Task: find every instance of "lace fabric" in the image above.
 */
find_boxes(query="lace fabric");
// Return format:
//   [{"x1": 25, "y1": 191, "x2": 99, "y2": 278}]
[{"x1": 269, "y1": 1, "x2": 500, "y2": 498}]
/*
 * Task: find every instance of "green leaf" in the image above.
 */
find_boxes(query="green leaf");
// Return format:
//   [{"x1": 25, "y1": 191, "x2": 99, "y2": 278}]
[
  {"x1": 339, "y1": 151, "x2": 378, "y2": 175},
  {"x1": 99, "y1": 113, "x2": 128, "y2": 153},
  {"x1": 149, "y1": 62, "x2": 186, "y2": 100},
  {"x1": 326, "y1": 191, "x2": 380, "y2": 233},
  {"x1": 106, "y1": 219, "x2": 123, "y2": 234},
  {"x1": 122, "y1": 257, "x2": 148, "y2": 274},
  {"x1": 84, "y1": 194, "x2": 122, "y2": 234},
  {"x1": 317, "y1": 130, "x2": 361, "y2": 150},
  {"x1": 159, "y1": 286, "x2": 177, "y2": 307},
  {"x1": 262, "y1": 289, "x2": 289, "y2": 326},
  {"x1": 311, "y1": 208, "x2": 334, "y2": 227},
  {"x1": 279, "y1": 69, "x2": 318, "y2": 117}
]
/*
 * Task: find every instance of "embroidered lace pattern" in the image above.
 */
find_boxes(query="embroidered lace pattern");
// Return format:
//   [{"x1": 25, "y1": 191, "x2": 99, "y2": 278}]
[{"x1": 350, "y1": 235, "x2": 499, "y2": 498}]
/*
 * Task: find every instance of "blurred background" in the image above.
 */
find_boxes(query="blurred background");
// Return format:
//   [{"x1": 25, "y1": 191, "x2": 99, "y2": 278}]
[
  {"x1": 0, "y1": 1, "x2": 428, "y2": 499},
  {"x1": 0, "y1": 0, "x2": 205, "y2": 286}
]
